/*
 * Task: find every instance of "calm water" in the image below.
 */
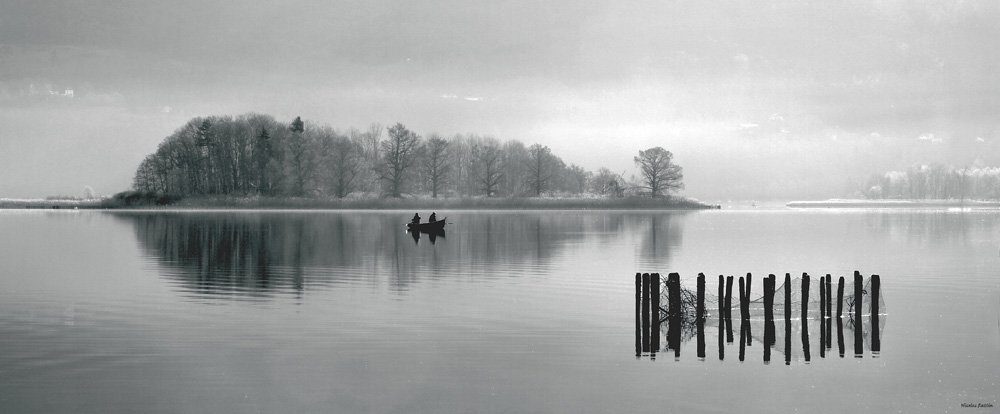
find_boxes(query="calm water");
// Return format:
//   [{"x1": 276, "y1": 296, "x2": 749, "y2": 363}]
[{"x1": 0, "y1": 209, "x2": 997, "y2": 413}]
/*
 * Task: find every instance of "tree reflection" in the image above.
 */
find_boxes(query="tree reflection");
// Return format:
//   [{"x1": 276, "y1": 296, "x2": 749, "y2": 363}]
[{"x1": 119, "y1": 212, "x2": 631, "y2": 298}]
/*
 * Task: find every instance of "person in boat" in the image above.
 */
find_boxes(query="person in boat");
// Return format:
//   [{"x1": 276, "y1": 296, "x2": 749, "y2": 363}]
[
  {"x1": 411, "y1": 213, "x2": 421, "y2": 224},
  {"x1": 429, "y1": 212, "x2": 437, "y2": 223}
]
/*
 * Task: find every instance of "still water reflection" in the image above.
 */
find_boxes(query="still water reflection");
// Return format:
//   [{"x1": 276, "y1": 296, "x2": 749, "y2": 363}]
[{"x1": 0, "y1": 209, "x2": 997, "y2": 414}]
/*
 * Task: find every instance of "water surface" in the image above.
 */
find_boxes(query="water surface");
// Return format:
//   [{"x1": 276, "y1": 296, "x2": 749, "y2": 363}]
[{"x1": 0, "y1": 209, "x2": 997, "y2": 413}]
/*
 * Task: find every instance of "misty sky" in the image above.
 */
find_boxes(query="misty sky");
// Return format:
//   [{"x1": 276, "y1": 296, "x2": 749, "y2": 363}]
[{"x1": 1, "y1": 0, "x2": 998, "y2": 200}]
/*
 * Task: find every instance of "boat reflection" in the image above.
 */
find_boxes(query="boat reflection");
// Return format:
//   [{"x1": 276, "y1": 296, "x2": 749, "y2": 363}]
[{"x1": 408, "y1": 228, "x2": 446, "y2": 245}]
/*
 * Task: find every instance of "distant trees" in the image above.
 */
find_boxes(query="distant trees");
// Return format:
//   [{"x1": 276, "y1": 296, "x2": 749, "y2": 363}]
[
  {"x1": 634, "y1": 147, "x2": 684, "y2": 198},
  {"x1": 131, "y1": 113, "x2": 690, "y2": 200},
  {"x1": 473, "y1": 139, "x2": 504, "y2": 197},
  {"x1": 862, "y1": 164, "x2": 1000, "y2": 200},
  {"x1": 379, "y1": 123, "x2": 421, "y2": 197},
  {"x1": 526, "y1": 144, "x2": 557, "y2": 196},
  {"x1": 422, "y1": 135, "x2": 450, "y2": 198}
]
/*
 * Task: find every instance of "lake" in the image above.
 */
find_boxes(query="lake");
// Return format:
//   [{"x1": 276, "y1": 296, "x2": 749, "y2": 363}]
[{"x1": 0, "y1": 209, "x2": 997, "y2": 413}]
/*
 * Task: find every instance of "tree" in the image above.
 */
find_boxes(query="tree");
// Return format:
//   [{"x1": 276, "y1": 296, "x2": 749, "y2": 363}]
[
  {"x1": 473, "y1": 139, "x2": 504, "y2": 197},
  {"x1": 287, "y1": 116, "x2": 310, "y2": 195},
  {"x1": 525, "y1": 144, "x2": 557, "y2": 196},
  {"x1": 591, "y1": 167, "x2": 625, "y2": 197},
  {"x1": 328, "y1": 136, "x2": 361, "y2": 198},
  {"x1": 422, "y1": 135, "x2": 451, "y2": 198},
  {"x1": 633, "y1": 147, "x2": 683, "y2": 198},
  {"x1": 252, "y1": 127, "x2": 273, "y2": 194},
  {"x1": 379, "y1": 123, "x2": 421, "y2": 197},
  {"x1": 564, "y1": 164, "x2": 591, "y2": 195}
]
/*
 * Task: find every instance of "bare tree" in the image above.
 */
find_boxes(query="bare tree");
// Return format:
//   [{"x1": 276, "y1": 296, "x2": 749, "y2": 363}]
[
  {"x1": 422, "y1": 135, "x2": 451, "y2": 198},
  {"x1": 379, "y1": 123, "x2": 421, "y2": 197},
  {"x1": 634, "y1": 147, "x2": 684, "y2": 198},
  {"x1": 525, "y1": 144, "x2": 557, "y2": 196},
  {"x1": 473, "y1": 138, "x2": 504, "y2": 197}
]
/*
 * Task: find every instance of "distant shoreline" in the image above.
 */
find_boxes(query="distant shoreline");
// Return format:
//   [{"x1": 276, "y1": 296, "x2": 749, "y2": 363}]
[
  {"x1": 786, "y1": 199, "x2": 1000, "y2": 208},
  {"x1": 2, "y1": 195, "x2": 719, "y2": 211}
]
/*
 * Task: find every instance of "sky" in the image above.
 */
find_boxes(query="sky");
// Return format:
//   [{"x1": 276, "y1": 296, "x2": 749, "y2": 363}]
[{"x1": 1, "y1": 0, "x2": 998, "y2": 200}]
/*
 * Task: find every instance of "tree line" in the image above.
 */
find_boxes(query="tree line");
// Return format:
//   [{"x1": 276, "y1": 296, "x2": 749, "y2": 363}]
[
  {"x1": 861, "y1": 164, "x2": 1000, "y2": 200},
  {"x1": 132, "y1": 113, "x2": 683, "y2": 199}
]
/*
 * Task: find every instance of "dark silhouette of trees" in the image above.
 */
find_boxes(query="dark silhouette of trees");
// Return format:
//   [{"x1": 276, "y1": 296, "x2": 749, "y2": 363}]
[
  {"x1": 422, "y1": 135, "x2": 451, "y2": 198},
  {"x1": 131, "y1": 113, "x2": 696, "y2": 201},
  {"x1": 634, "y1": 147, "x2": 684, "y2": 198},
  {"x1": 379, "y1": 123, "x2": 421, "y2": 197}
]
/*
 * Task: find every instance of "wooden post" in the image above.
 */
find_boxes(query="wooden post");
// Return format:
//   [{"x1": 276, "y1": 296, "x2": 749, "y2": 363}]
[
  {"x1": 801, "y1": 273, "x2": 811, "y2": 362},
  {"x1": 718, "y1": 310, "x2": 725, "y2": 361},
  {"x1": 802, "y1": 306, "x2": 811, "y2": 363},
  {"x1": 697, "y1": 273, "x2": 706, "y2": 358},
  {"x1": 697, "y1": 273, "x2": 706, "y2": 320},
  {"x1": 764, "y1": 275, "x2": 774, "y2": 363},
  {"x1": 739, "y1": 319, "x2": 748, "y2": 362},
  {"x1": 784, "y1": 273, "x2": 791, "y2": 365},
  {"x1": 837, "y1": 276, "x2": 845, "y2": 318},
  {"x1": 854, "y1": 271, "x2": 863, "y2": 357},
  {"x1": 820, "y1": 274, "x2": 826, "y2": 323},
  {"x1": 641, "y1": 273, "x2": 650, "y2": 353},
  {"x1": 837, "y1": 315, "x2": 845, "y2": 358},
  {"x1": 635, "y1": 273, "x2": 641, "y2": 357},
  {"x1": 825, "y1": 274, "x2": 832, "y2": 319},
  {"x1": 668, "y1": 273, "x2": 682, "y2": 358},
  {"x1": 801, "y1": 273, "x2": 810, "y2": 324},
  {"x1": 651, "y1": 273, "x2": 660, "y2": 353},
  {"x1": 745, "y1": 272, "x2": 752, "y2": 306},
  {"x1": 825, "y1": 275, "x2": 833, "y2": 349},
  {"x1": 870, "y1": 274, "x2": 881, "y2": 353}
]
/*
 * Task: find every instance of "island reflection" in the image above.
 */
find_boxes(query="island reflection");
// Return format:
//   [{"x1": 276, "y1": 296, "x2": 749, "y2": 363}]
[{"x1": 119, "y1": 212, "x2": 685, "y2": 298}]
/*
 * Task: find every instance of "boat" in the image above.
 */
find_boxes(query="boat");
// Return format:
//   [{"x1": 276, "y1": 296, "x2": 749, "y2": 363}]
[{"x1": 406, "y1": 217, "x2": 447, "y2": 232}]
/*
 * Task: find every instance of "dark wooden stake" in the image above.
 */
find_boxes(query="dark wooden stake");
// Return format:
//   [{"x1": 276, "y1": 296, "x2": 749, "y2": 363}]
[
  {"x1": 697, "y1": 274, "x2": 706, "y2": 359},
  {"x1": 738, "y1": 276, "x2": 747, "y2": 320},
  {"x1": 635, "y1": 273, "x2": 641, "y2": 357},
  {"x1": 854, "y1": 271, "x2": 863, "y2": 357},
  {"x1": 870, "y1": 274, "x2": 881, "y2": 353},
  {"x1": 651, "y1": 273, "x2": 660, "y2": 353},
  {"x1": 837, "y1": 276, "x2": 845, "y2": 318},
  {"x1": 784, "y1": 273, "x2": 791, "y2": 365},
  {"x1": 642, "y1": 273, "x2": 650, "y2": 353},
  {"x1": 668, "y1": 273, "x2": 682, "y2": 358},
  {"x1": 820, "y1": 274, "x2": 826, "y2": 323},
  {"x1": 801, "y1": 273, "x2": 810, "y2": 325}
]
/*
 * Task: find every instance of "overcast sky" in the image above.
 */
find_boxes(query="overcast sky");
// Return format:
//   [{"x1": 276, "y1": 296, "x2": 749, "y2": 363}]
[{"x1": 1, "y1": 0, "x2": 998, "y2": 200}]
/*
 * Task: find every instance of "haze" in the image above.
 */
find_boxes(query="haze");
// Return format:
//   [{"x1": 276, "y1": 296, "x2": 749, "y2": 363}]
[{"x1": 1, "y1": 0, "x2": 998, "y2": 200}]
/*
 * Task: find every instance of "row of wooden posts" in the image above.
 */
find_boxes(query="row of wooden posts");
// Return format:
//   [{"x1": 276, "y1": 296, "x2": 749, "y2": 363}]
[{"x1": 635, "y1": 271, "x2": 882, "y2": 362}]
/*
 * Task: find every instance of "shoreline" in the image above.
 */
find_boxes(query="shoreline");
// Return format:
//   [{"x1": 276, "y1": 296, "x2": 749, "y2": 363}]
[
  {"x1": 787, "y1": 199, "x2": 1000, "y2": 208},
  {"x1": 2, "y1": 196, "x2": 720, "y2": 211}
]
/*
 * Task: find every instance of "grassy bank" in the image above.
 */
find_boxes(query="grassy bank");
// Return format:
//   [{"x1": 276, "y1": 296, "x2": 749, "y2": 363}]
[{"x1": 102, "y1": 194, "x2": 718, "y2": 210}]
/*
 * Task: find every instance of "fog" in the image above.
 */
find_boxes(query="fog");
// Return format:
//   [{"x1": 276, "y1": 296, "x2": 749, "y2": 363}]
[{"x1": 1, "y1": 0, "x2": 998, "y2": 200}]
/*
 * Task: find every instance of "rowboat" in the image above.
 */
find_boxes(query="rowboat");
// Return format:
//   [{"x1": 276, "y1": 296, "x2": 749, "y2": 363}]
[{"x1": 406, "y1": 217, "x2": 447, "y2": 232}]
